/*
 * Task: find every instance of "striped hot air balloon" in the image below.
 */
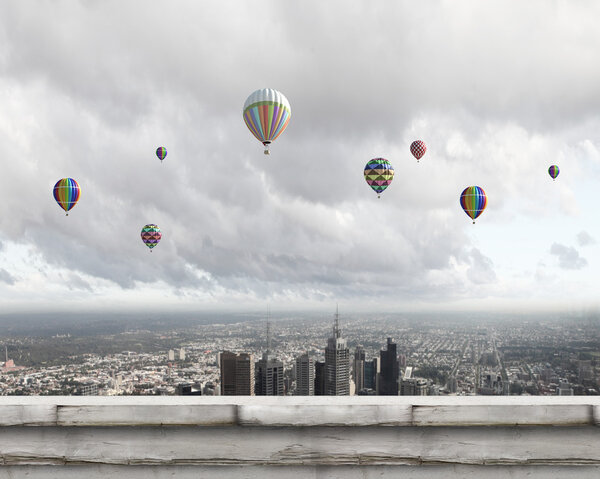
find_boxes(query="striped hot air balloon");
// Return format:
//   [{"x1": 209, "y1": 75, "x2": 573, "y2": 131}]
[
  {"x1": 460, "y1": 186, "x2": 487, "y2": 224},
  {"x1": 156, "y1": 147, "x2": 167, "y2": 163},
  {"x1": 141, "y1": 224, "x2": 162, "y2": 252},
  {"x1": 243, "y1": 88, "x2": 291, "y2": 155},
  {"x1": 364, "y1": 158, "x2": 394, "y2": 198},
  {"x1": 53, "y1": 178, "x2": 81, "y2": 216},
  {"x1": 548, "y1": 165, "x2": 559, "y2": 181}
]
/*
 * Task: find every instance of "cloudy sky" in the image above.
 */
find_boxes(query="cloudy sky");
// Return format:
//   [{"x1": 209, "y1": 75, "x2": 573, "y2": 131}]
[{"x1": 0, "y1": 1, "x2": 599, "y2": 315}]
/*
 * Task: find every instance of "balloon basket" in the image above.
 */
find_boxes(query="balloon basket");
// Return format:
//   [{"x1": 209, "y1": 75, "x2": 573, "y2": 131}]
[
  {"x1": 473, "y1": 221, "x2": 475, "y2": 224},
  {"x1": 66, "y1": 213, "x2": 69, "y2": 217},
  {"x1": 264, "y1": 149, "x2": 270, "y2": 155}
]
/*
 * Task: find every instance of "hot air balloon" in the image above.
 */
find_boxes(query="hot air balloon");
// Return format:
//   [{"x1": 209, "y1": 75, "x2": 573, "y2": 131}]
[
  {"x1": 460, "y1": 186, "x2": 487, "y2": 224},
  {"x1": 548, "y1": 165, "x2": 559, "y2": 181},
  {"x1": 410, "y1": 140, "x2": 426, "y2": 162},
  {"x1": 156, "y1": 147, "x2": 167, "y2": 163},
  {"x1": 141, "y1": 224, "x2": 162, "y2": 252},
  {"x1": 243, "y1": 88, "x2": 291, "y2": 155},
  {"x1": 364, "y1": 158, "x2": 394, "y2": 198},
  {"x1": 53, "y1": 178, "x2": 81, "y2": 216}
]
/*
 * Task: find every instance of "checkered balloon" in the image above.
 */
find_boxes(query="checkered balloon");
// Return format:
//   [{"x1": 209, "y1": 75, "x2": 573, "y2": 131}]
[{"x1": 410, "y1": 140, "x2": 427, "y2": 162}]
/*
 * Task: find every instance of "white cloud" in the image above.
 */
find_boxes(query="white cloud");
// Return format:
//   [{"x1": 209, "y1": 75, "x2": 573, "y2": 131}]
[
  {"x1": 550, "y1": 243, "x2": 587, "y2": 270},
  {"x1": 0, "y1": 1, "x2": 599, "y2": 311}
]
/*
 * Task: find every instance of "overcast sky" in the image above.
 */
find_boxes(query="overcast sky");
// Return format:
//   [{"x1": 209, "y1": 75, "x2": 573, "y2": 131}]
[{"x1": 0, "y1": 0, "x2": 599, "y2": 315}]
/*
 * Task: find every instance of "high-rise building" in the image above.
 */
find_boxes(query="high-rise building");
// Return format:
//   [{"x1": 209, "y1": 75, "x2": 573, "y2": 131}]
[
  {"x1": 379, "y1": 337, "x2": 399, "y2": 395},
  {"x1": 400, "y1": 366, "x2": 428, "y2": 396},
  {"x1": 314, "y1": 361, "x2": 326, "y2": 395},
  {"x1": 255, "y1": 355, "x2": 284, "y2": 395},
  {"x1": 255, "y1": 320, "x2": 284, "y2": 396},
  {"x1": 295, "y1": 353, "x2": 314, "y2": 396},
  {"x1": 353, "y1": 346, "x2": 365, "y2": 393},
  {"x1": 364, "y1": 357, "x2": 379, "y2": 391},
  {"x1": 168, "y1": 349, "x2": 175, "y2": 361},
  {"x1": 324, "y1": 307, "x2": 350, "y2": 395},
  {"x1": 179, "y1": 348, "x2": 186, "y2": 361},
  {"x1": 220, "y1": 351, "x2": 255, "y2": 395}
]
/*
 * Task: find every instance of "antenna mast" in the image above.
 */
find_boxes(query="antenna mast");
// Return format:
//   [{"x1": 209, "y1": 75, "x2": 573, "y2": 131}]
[
  {"x1": 266, "y1": 306, "x2": 272, "y2": 356},
  {"x1": 334, "y1": 304, "x2": 340, "y2": 338}
]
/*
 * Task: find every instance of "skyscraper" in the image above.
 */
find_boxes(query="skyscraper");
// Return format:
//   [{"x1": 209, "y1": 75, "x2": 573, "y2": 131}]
[
  {"x1": 379, "y1": 337, "x2": 399, "y2": 395},
  {"x1": 220, "y1": 351, "x2": 255, "y2": 395},
  {"x1": 314, "y1": 361, "x2": 326, "y2": 395},
  {"x1": 255, "y1": 321, "x2": 284, "y2": 395},
  {"x1": 400, "y1": 366, "x2": 428, "y2": 396},
  {"x1": 255, "y1": 356, "x2": 284, "y2": 395},
  {"x1": 295, "y1": 353, "x2": 314, "y2": 396},
  {"x1": 353, "y1": 345, "x2": 366, "y2": 393},
  {"x1": 364, "y1": 357, "x2": 379, "y2": 391},
  {"x1": 324, "y1": 306, "x2": 350, "y2": 395}
]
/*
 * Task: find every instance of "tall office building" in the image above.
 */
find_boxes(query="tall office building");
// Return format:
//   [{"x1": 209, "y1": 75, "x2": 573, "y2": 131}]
[
  {"x1": 255, "y1": 321, "x2": 284, "y2": 395},
  {"x1": 324, "y1": 307, "x2": 350, "y2": 395},
  {"x1": 353, "y1": 346, "x2": 366, "y2": 393},
  {"x1": 400, "y1": 366, "x2": 428, "y2": 396},
  {"x1": 220, "y1": 351, "x2": 255, "y2": 395},
  {"x1": 364, "y1": 357, "x2": 379, "y2": 391},
  {"x1": 314, "y1": 361, "x2": 326, "y2": 395},
  {"x1": 295, "y1": 353, "x2": 314, "y2": 396},
  {"x1": 255, "y1": 356, "x2": 284, "y2": 395},
  {"x1": 379, "y1": 337, "x2": 399, "y2": 395}
]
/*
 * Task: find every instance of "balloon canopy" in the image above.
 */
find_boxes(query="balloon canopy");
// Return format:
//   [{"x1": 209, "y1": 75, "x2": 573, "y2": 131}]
[
  {"x1": 141, "y1": 224, "x2": 162, "y2": 251},
  {"x1": 410, "y1": 140, "x2": 427, "y2": 162},
  {"x1": 156, "y1": 147, "x2": 167, "y2": 162},
  {"x1": 460, "y1": 186, "x2": 487, "y2": 223},
  {"x1": 548, "y1": 165, "x2": 560, "y2": 180},
  {"x1": 53, "y1": 178, "x2": 81, "y2": 216},
  {"x1": 364, "y1": 158, "x2": 394, "y2": 198},
  {"x1": 243, "y1": 88, "x2": 291, "y2": 154}
]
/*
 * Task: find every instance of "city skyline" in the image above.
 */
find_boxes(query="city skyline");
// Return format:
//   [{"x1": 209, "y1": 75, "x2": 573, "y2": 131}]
[
  {"x1": 1, "y1": 310, "x2": 598, "y2": 396},
  {"x1": 0, "y1": 1, "x2": 600, "y2": 314}
]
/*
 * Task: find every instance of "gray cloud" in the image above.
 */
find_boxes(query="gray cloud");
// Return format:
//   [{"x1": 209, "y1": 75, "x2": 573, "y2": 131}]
[
  {"x1": 0, "y1": 1, "x2": 599, "y2": 309},
  {"x1": 550, "y1": 243, "x2": 587, "y2": 270},
  {"x1": 0, "y1": 268, "x2": 15, "y2": 285},
  {"x1": 577, "y1": 231, "x2": 596, "y2": 247},
  {"x1": 466, "y1": 248, "x2": 497, "y2": 284}
]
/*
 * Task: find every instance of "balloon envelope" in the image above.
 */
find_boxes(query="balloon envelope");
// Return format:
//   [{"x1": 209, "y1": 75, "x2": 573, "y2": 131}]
[
  {"x1": 460, "y1": 186, "x2": 487, "y2": 223},
  {"x1": 141, "y1": 224, "x2": 162, "y2": 250},
  {"x1": 156, "y1": 147, "x2": 167, "y2": 161},
  {"x1": 53, "y1": 178, "x2": 81, "y2": 214},
  {"x1": 364, "y1": 158, "x2": 394, "y2": 197},
  {"x1": 548, "y1": 165, "x2": 559, "y2": 179},
  {"x1": 243, "y1": 88, "x2": 291, "y2": 154},
  {"x1": 410, "y1": 140, "x2": 426, "y2": 161}
]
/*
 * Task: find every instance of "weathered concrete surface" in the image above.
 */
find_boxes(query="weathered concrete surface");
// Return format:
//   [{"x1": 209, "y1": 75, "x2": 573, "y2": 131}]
[
  {"x1": 2, "y1": 465, "x2": 600, "y2": 478},
  {"x1": 1, "y1": 397, "x2": 600, "y2": 476}
]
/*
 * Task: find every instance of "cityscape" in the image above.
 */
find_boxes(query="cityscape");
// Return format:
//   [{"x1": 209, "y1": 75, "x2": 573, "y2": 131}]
[{"x1": 1, "y1": 311, "x2": 598, "y2": 397}]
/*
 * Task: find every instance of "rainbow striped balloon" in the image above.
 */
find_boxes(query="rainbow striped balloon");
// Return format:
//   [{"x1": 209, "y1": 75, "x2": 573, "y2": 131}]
[
  {"x1": 548, "y1": 165, "x2": 559, "y2": 180},
  {"x1": 460, "y1": 186, "x2": 487, "y2": 223},
  {"x1": 243, "y1": 88, "x2": 291, "y2": 155},
  {"x1": 141, "y1": 224, "x2": 162, "y2": 251},
  {"x1": 53, "y1": 178, "x2": 81, "y2": 216},
  {"x1": 364, "y1": 158, "x2": 394, "y2": 198},
  {"x1": 156, "y1": 146, "x2": 167, "y2": 162}
]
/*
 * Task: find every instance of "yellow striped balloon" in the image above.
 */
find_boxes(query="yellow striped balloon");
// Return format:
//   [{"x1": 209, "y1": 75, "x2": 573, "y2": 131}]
[{"x1": 243, "y1": 88, "x2": 291, "y2": 155}]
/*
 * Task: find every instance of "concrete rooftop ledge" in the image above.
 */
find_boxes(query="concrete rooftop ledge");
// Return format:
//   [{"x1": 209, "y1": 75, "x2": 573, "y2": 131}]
[
  {"x1": 0, "y1": 396, "x2": 599, "y2": 427},
  {"x1": 2, "y1": 397, "x2": 600, "y2": 477}
]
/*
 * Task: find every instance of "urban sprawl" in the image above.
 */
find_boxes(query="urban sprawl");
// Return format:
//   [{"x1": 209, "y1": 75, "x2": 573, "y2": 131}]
[{"x1": 1, "y1": 312, "x2": 599, "y2": 397}]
